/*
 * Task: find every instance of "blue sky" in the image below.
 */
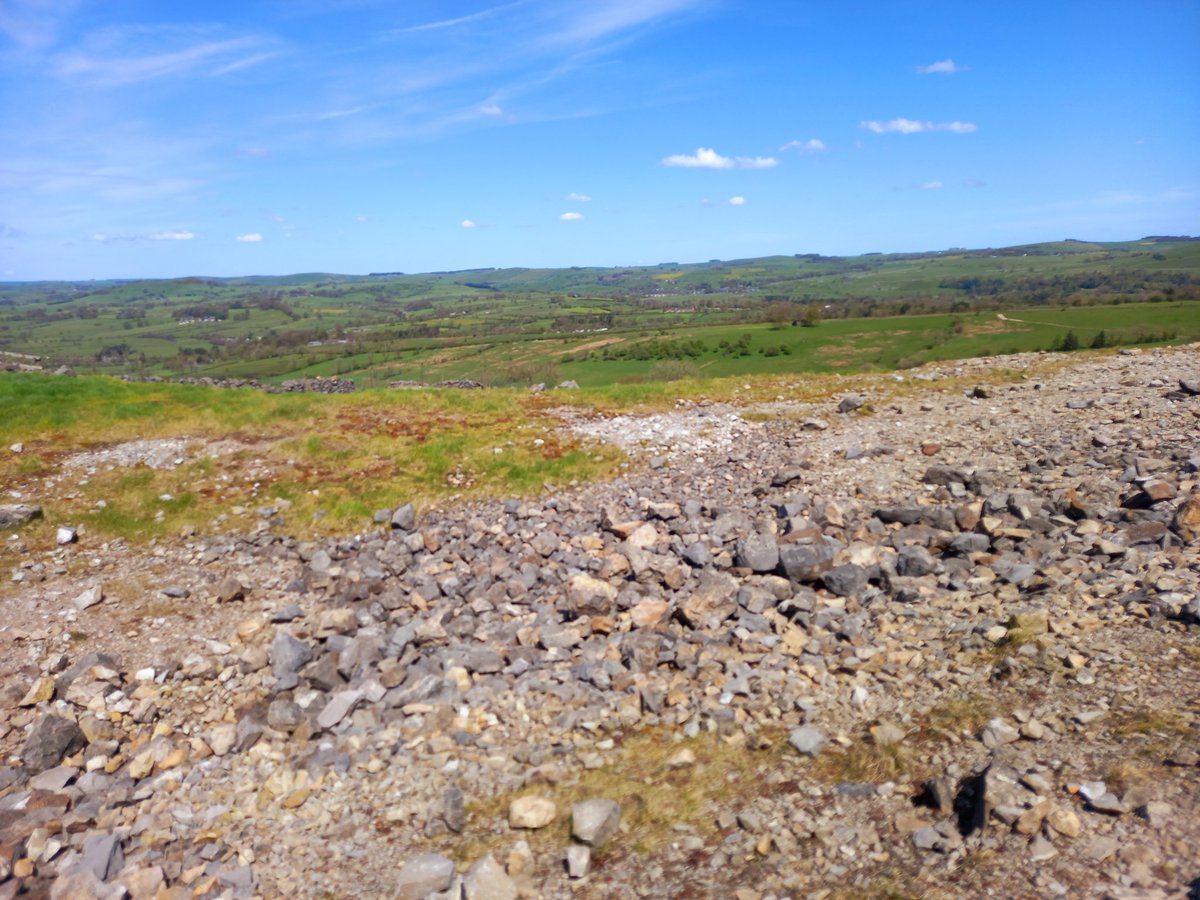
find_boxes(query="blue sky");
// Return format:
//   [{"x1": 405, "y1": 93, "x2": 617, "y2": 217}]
[{"x1": 1, "y1": 0, "x2": 1197, "y2": 280}]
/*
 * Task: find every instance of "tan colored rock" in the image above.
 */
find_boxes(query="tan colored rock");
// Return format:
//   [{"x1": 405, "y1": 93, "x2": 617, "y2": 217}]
[
  {"x1": 19, "y1": 676, "x2": 55, "y2": 707},
  {"x1": 509, "y1": 795, "x2": 557, "y2": 830},
  {"x1": 1172, "y1": 492, "x2": 1200, "y2": 542}
]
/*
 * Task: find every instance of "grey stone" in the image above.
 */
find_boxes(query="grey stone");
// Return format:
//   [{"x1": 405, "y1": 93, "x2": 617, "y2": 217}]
[
  {"x1": 571, "y1": 799, "x2": 621, "y2": 847},
  {"x1": 896, "y1": 545, "x2": 937, "y2": 577},
  {"x1": 395, "y1": 853, "x2": 455, "y2": 900},
  {"x1": 735, "y1": 532, "x2": 779, "y2": 572},
  {"x1": 215, "y1": 575, "x2": 246, "y2": 602},
  {"x1": 980, "y1": 718, "x2": 1020, "y2": 748},
  {"x1": 72, "y1": 585, "x2": 104, "y2": 611},
  {"x1": 391, "y1": 503, "x2": 417, "y2": 531},
  {"x1": 566, "y1": 844, "x2": 591, "y2": 879},
  {"x1": 838, "y1": 394, "x2": 865, "y2": 413},
  {"x1": 266, "y1": 699, "x2": 304, "y2": 732},
  {"x1": 923, "y1": 464, "x2": 971, "y2": 486},
  {"x1": 269, "y1": 631, "x2": 313, "y2": 686},
  {"x1": 779, "y1": 540, "x2": 835, "y2": 583},
  {"x1": 75, "y1": 833, "x2": 123, "y2": 881},
  {"x1": 822, "y1": 563, "x2": 869, "y2": 597},
  {"x1": 0, "y1": 504, "x2": 42, "y2": 530},
  {"x1": 788, "y1": 725, "x2": 827, "y2": 757},
  {"x1": 462, "y1": 853, "x2": 518, "y2": 900},
  {"x1": 316, "y1": 689, "x2": 364, "y2": 730},
  {"x1": 20, "y1": 714, "x2": 86, "y2": 772},
  {"x1": 29, "y1": 765, "x2": 77, "y2": 792},
  {"x1": 682, "y1": 541, "x2": 712, "y2": 568},
  {"x1": 441, "y1": 786, "x2": 466, "y2": 834}
]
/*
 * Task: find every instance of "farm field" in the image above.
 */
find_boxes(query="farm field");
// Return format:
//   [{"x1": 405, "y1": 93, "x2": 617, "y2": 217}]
[{"x1": 1, "y1": 237, "x2": 1197, "y2": 387}]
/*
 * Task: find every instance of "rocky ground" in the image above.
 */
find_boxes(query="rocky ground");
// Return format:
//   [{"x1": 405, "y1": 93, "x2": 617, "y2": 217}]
[{"x1": 1, "y1": 346, "x2": 1198, "y2": 900}]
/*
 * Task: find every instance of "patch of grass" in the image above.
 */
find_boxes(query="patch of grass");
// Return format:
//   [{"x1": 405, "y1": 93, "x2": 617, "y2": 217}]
[
  {"x1": 1102, "y1": 758, "x2": 1155, "y2": 796},
  {"x1": 446, "y1": 727, "x2": 791, "y2": 865},
  {"x1": 812, "y1": 737, "x2": 915, "y2": 785},
  {"x1": 1112, "y1": 709, "x2": 1191, "y2": 738},
  {"x1": 0, "y1": 375, "x2": 624, "y2": 554},
  {"x1": 921, "y1": 694, "x2": 998, "y2": 740}
]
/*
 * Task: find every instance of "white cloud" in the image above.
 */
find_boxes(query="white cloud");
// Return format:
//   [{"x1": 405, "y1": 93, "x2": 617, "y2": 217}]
[
  {"x1": 461, "y1": 219, "x2": 477, "y2": 228},
  {"x1": 916, "y1": 59, "x2": 967, "y2": 75},
  {"x1": 662, "y1": 147, "x2": 777, "y2": 169},
  {"x1": 559, "y1": 211, "x2": 584, "y2": 221},
  {"x1": 861, "y1": 118, "x2": 977, "y2": 134},
  {"x1": 781, "y1": 138, "x2": 826, "y2": 152},
  {"x1": 235, "y1": 233, "x2": 262, "y2": 242},
  {"x1": 150, "y1": 230, "x2": 195, "y2": 240},
  {"x1": 354, "y1": 215, "x2": 368, "y2": 222},
  {"x1": 728, "y1": 196, "x2": 745, "y2": 206},
  {"x1": 920, "y1": 181, "x2": 943, "y2": 190},
  {"x1": 567, "y1": 192, "x2": 592, "y2": 202},
  {"x1": 478, "y1": 103, "x2": 503, "y2": 117}
]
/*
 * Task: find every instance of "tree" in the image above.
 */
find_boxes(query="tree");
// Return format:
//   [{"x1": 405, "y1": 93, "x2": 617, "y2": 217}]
[
  {"x1": 1057, "y1": 330, "x2": 1080, "y2": 351},
  {"x1": 802, "y1": 304, "x2": 822, "y2": 327}
]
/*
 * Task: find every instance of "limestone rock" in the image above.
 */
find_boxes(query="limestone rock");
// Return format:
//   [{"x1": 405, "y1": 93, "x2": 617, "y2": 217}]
[
  {"x1": 571, "y1": 799, "x2": 621, "y2": 847},
  {"x1": 509, "y1": 796, "x2": 557, "y2": 830}
]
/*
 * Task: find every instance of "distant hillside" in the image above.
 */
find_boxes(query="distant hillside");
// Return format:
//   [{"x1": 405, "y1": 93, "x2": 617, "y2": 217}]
[{"x1": 1, "y1": 236, "x2": 1197, "y2": 387}]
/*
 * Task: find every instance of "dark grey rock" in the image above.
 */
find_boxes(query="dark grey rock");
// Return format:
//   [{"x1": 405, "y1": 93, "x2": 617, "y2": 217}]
[
  {"x1": 20, "y1": 714, "x2": 86, "y2": 772},
  {"x1": 735, "y1": 532, "x2": 779, "y2": 572},
  {"x1": 822, "y1": 564, "x2": 869, "y2": 597},
  {"x1": 270, "y1": 632, "x2": 313, "y2": 687},
  {"x1": 779, "y1": 540, "x2": 835, "y2": 583},
  {"x1": 896, "y1": 545, "x2": 937, "y2": 577},
  {"x1": 923, "y1": 465, "x2": 971, "y2": 486}
]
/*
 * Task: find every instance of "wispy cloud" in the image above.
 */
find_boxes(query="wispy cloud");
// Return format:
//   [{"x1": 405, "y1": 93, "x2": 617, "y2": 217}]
[
  {"x1": 55, "y1": 32, "x2": 276, "y2": 87},
  {"x1": 235, "y1": 233, "x2": 263, "y2": 242},
  {"x1": 728, "y1": 196, "x2": 745, "y2": 206},
  {"x1": 391, "y1": 4, "x2": 521, "y2": 35},
  {"x1": 567, "y1": 191, "x2": 592, "y2": 202},
  {"x1": 861, "y1": 118, "x2": 977, "y2": 134},
  {"x1": 0, "y1": 224, "x2": 27, "y2": 239},
  {"x1": 916, "y1": 59, "x2": 967, "y2": 75},
  {"x1": 0, "y1": 0, "x2": 80, "y2": 51},
  {"x1": 560, "y1": 211, "x2": 584, "y2": 221},
  {"x1": 311, "y1": 106, "x2": 369, "y2": 121},
  {"x1": 662, "y1": 147, "x2": 778, "y2": 169},
  {"x1": 920, "y1": 181, "x2": 943, "y2": 190},
  {"x1": 461, "y1": 219, "x2": 478, "y2": 228},
  {"x1": 547, "y1": 0, "x2": 700, "y2": 45},
  {"x1": 781, "y1": 138, "x2": 825, "y2": 152},
  {"x1": 93, "y1": 229, "x2": 196, "y2": 243}
]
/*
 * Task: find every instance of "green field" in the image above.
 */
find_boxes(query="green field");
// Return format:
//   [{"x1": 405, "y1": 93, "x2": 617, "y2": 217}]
[{"x1": 1, "y1": 237, "x2": 1197, "y2": 387}]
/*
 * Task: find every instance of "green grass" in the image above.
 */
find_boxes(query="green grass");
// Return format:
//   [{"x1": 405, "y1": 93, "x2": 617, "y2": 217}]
[{"x1": 0, "y1": 374, "x2": 623, "y2": 556}]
